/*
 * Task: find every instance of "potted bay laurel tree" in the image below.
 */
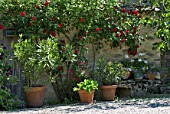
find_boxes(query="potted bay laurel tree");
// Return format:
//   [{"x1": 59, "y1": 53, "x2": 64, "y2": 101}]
[
  {"x1": 73, "y1": 79, "x2": 98, "y2": 103},
  {"x1": 12, "y1": 35, "x2": 47, "y2": 107},
  {"x1": 95, "y1": 57, "x2": 123, "y2": 101}
]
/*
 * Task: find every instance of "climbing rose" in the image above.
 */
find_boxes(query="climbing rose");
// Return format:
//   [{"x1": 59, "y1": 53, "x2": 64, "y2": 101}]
[
  {"x1": 133, "y1": 9, "x2": 138, "y2": 15},
  {"x1": 80, "y1": 18, "x2": 84, "y2": 23},
  {"x1": 136, "y1": 45, "x2": 139, "y2": 48},
  {"x1": 58, "y1": 66, "x2": 63, "y2": 71},
  {"x1": 44, "y1": 1, "x2": 49, "y2": 6},
  {"x1": 58, "y1": 23, "x2": 63, "y2": 28},
  {"x1": 132, "y1": 50, "x2": 137, "y2": 55},
  {"x1": 122, "y1": 8, "x2": 126, "y2": 13},
  {"x1": 51, "y1": 18, "x2": 55, "y2": 21},
  {"x1": 113, "y1": 28, "x2": 118, "y2": 32},
  {"x1": 74, "y1": 49, "x2": 78, "y2": 54},
  {"x1": 125, "y1": 30, "x2": 129, "y2": 34},
  {"x1": 0, "y1": 23, "x2": 5, "y2": 29},
  {"x1": 20, "y1": 12, "x2": 25, "y2": 17},
  {"x1": 121, "y1": 38, "x2": 126, "y2": 43},
  {"x1": 78, "y1": 36, "x2": 83, "y2": 40},
  {"x1": 128, "y1": 10, "x2": 131, "y2": 14},
  {"x1": 28, "y1": 22, "x2": 32, "y2": 26},
  {"x1": 116, "y1": 33, "x2": 120, "y2": 38},
  {"x1": 32, "y1": 16, "x2": 36, "y2": 21},
  {"x1": 36, "y1": 5, "x2": 40, "y2": 9},
  {"x1": 95, "y1": 27, "x2": 100, "y2": 32}
]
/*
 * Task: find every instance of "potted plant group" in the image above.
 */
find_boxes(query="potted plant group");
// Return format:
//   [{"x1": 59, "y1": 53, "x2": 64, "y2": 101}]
[
  {"x1": 146, "y1": 65, "x2": 160, "y2": 80},
  {"x1": 13, "y1": 36, "x2": 47, "y2": 107},
  {"x1": 94, "y1": 57, "x2": 122, "y2": 101},
  {"x1": 73, "y1": 79, "x2": 98, "y2": 103}
]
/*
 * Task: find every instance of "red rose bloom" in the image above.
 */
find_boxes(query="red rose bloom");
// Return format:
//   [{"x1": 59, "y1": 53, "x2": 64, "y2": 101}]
[
  {"x1": 32, "y1": 16, "x2": 36, "y2": 21},
  {"x1": 121, "y1": 38, "x2": 126, "y2": 43},
  {"x1": 133, "y1": 26, "x2": 137, "y2": 32},
  {"x1": 114, "y1": 6, "x2": 118, "y2": 9},
  {"x1": 78, "y1": 36, "x2": 83, "y2": 40},
  {"x1": 132, "y1": 50, "x2": 137, "y2": 55},
  {"x1": 116, "y1": 33, "x2": 120, "y2": 38},
  {"x1": 138, "y1": 15, "x2": 142, "y2": 18},
  {"x1": 136, "y1": 45, "x2": 139, "y2": 48},
  {"x1": 95, "y1": 27, "x2": 100, "y2": 32},
  {"x1": 58, "y1": 23, "x2": 63, "y2": 28},
  {"x1": 0, "y1": 23, "x2": 5, "y2": 29},
  {"x1": 122, "y1": 8, "x2": 126, "y2": 13},
  {"x1": 113, "y1": 28, "x2": 118, "y2": 32},
  {"x1": 133, "y1": 9, "x2": 138, "y2": 15},
  {"x1": 50, "y1": 31, "x2": 57, "y2": 37},
  {"x1": 28, "y1": 22, "x2": 32, "y2": 26},
  {"x1": 58, "y1": 66, "x2": 63, "y2": 71},
  {"x1": 79, "y1": 17, "x2": 84, "y2": 23},
  {"x1": 128, "y1": 10, "x2": 131, "y2": 15},
  {"x1": 44, "y1": 1, "x2": 49, "y2": 6},
  {"x1": 125, "y1": 30, "x2": 129, "y2": 34},
  {"x1": 107, "y1": 27, "x2": 111, "y2": 31},
  {"x1": 20, "y1": 12, "x2": 25, "y2": 17},
  {"x1": 51, "y1": 17, "x2": 55, "y2": 21},
  {"x1": 36, "y1": 5, "x2": 40, "y2": 9},
  {"x1": 61, "y1": 40, "x2": 66, "y2": 44},
  {"x1": 83, "y1": 32, "x2": 87, "y2": 36},
  {"x1": 74, "y1": 49, "x2": 78, "y2": 54},
  {"x1": 128, "y1": 50, "x2": 131, "y2": 55}
]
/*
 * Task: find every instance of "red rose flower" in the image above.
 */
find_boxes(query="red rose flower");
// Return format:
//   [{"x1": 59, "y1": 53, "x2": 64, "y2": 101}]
[
  {"x1": 133, "y1": 9, "x2": 138, "y2": 15},
  {"x1": 113, "y1": 27, "x2": 118, "y2": 32},
  {"x1": 58, "y1": 66, "x2": 63, "y2": 71},
  {"x1": 128, "y1": 10, "x2": 131, "y2": 15},
  {"x1": 114, "y1": 6, "x2": 118, "y2": 9},
  {"x1": 125, "y1": 30, "x2": 129, "y2": 34},
  {"x1": 116, "y1": 33, "x2": 120, "y2": 38},
  {"x1": 32, "y1": 16, "x2": 36, "y2": 21},
  {"x1": 122, "y1": 8, "x2": 126, "y2": 13},
  {"x1": 132, "y1": 50, "x2": 137, "y2": 55},
  {"x1": 36, "y1": 5, "x2": 40, "y2": 9},
  {"x1": 50, "y1": 31, "x2": 57, "y2": 37},
  {"x1": 20, "y1": 12, "x2": 25, "y2": 17},
  {"x1": 136, "y1": 45, "x2": 139, "y2": 48},
  {"x1": 28, "y1": 22, "x2": 32, "y2": 26},
  {"x1": 80, "y1": 17, "x2": 84, "y2": 23},
  {"x1": 61, "y1": 40, "x2": 66, "y2": 44},
  {"x1": 138, "y1": 15, "x2": 142, "y2": 18},
  {"x1": 0, "y1": 23, "x2": 5, "y2": 29},
  {"x1": 44, "y1": 1, "x2": 49, "y2": 6},
  {"x1": 74, "y1": 49, "x2": 78, "y2": 54},
  {"x1": 58, "y1": 23, "x2": 63, "y2": 28},
  {"x1": 51, "y1": 17, "x2": 55, "y2": 21},
  {"x1": 121, "y1": 38, "x2": 126, "y2": 43},
  {"x1": 78, "y1": 35, "x2": 83, "y2": 40},
  {"x1": 45, "y1": 30, "x2": 48, "y2": 34},
  {"x1": 83, "y1": 32, "x2": 86, "y2": 36},
  {"x1": 128, "y1": 50, "x2": 131, "y2": 55},
  {"x1": 120, "y1": 31, "x2": 124, "y2": 36},
  {"x1": 95, "y1": 27, "x2": 100, "y2": 32},
  {"x1": 107, "y1": 27, "x2": 111, "y2": 31},
  {"x1": 133, "y1": 26, "x2": 137, "y2": 32}
]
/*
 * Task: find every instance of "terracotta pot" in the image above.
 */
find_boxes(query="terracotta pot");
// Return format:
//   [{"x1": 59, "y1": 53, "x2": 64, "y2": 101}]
[
  {"x1": 147, "y1": 72, "x2": 156, "y2": 80},
  {"x1": 100, "y1": 85, "x2": 117, "y2": 101},
  {"x1": 25, "y1": 85, "x2": 46, "y2": 107},
  {"x1": 78, "y1": 90, "x2": 95, "y2": 103}
]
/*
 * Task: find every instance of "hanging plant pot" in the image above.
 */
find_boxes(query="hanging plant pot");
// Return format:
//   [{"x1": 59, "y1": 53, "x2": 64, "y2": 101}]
[
  {"x1": 134, "y1": 72, "x2": 143, "y2": 80},
  {"x1": 100, "y1": 85, "x2": 117, "y2": 101},
  {"x1": 78, "y1": 90, "x2": 95, "y2": 103},
  {"x1": 25, "y1": 85, "x2": 46, "y2": 107}
]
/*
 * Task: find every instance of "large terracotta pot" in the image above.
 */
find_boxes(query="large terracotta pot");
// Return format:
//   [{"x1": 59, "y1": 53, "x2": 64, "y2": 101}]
[
  {"x1": 25, "y1": 85, "x2": 46, "y2": 107},
  {"x1": 78, "y1": 90, "x2": 95, "y2": 103},
  {"x1": 100, "y1": 85, "x2": 117, "y2": 101}
]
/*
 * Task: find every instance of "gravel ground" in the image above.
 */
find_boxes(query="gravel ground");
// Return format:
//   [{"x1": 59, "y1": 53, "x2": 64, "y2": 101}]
[{"x1": 2, "y1": 98, "x2": 170, "y2": 114}]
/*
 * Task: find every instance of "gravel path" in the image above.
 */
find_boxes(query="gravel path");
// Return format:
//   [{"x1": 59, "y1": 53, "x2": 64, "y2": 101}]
[{"x1": 2, "y1": 98, "x2": 170, "y2": 114}]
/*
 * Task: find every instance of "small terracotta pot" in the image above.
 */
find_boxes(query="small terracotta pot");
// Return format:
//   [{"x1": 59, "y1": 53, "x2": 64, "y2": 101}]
[
  {"x1": 25, "y1": 85, "x2": 46, "y2": 107},
  {"x1": 100, "y1": 85, "x2": 117, "y2": 101},
  {"x1": 147, "y1": 72, "x2": 156, "y2": 80},
  {"x1": 78, "y1": 90, "x2": 95, "y2": 103}
]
